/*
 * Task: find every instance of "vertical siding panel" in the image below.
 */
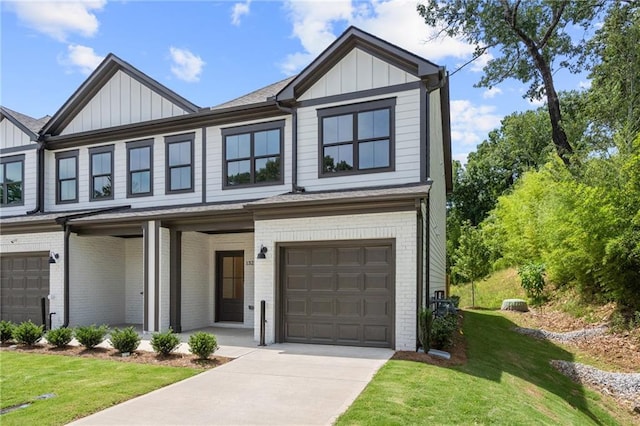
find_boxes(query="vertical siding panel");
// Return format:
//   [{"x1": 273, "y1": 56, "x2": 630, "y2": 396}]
[
  {"x1": 120, "y1": 71, "x2": 131, "y2": 125},
  {"x1": 325, "y1": 65, "x2": 341, "y2": 97},
  {"x1": 389, "y1": 65, "x2": 405, "y2": 85},
  {"x1": 161, "y1": 98, "x2": 172, "y2": 118},
  {"x1": 340, "y1": 50, "x2": 357, "y2": 93},
  {"x1": 371, "y1": 56, "x2": 389, "y2": 88},
  {"x1": 140, "y1": 84, "x2": 152, "y2": 121},
  {"x1": 356, "y1": 49, "x2": 373, "y2": 91},
  {"x1": 100, "y1": 80, "x2": 111, "y2": 128},
  {"x1": 130, "y1": 78, "x2": 142, "y2": 123},
  {"x1": 110, "y1": 72, "x2": 121, "y2": 127},
  {"x1": 151, "y1": 92, "x2": 162, "y2": 120}
]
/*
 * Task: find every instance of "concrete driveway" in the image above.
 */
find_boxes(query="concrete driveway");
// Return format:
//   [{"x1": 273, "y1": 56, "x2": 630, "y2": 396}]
[{"x1": 69, "y1": 343, "x2": 393, "y2": 425}]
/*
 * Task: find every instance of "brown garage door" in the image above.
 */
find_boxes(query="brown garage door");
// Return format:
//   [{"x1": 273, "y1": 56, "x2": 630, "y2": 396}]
[
  {"x1": 0, "y1": 253, "x2": 50, "y2": 325},
  {"x1": 281, "y1": 242, "x2": 394, "y2": 348}
]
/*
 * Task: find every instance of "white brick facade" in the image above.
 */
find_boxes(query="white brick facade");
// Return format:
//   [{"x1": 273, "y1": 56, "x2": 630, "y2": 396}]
[{"x1": 254, "y1": 211, "x2": 418, "y2": 350}]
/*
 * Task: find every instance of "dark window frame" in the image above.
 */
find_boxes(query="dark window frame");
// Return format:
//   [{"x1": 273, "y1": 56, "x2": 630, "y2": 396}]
[
  {"x1": 55, "y1": 150, "x2": 79, "y2": 204},
  {"x1": 165, "y1": 133, "x2": 195, "y2": 194},
  {"x1": 317, "y1": 97, "x2": 396, "y2": 177},
  {"x1": 0, "y1": 154, "x2": 25, "y2": 206},
  {"x1": 126, "y1": 138, "x2": 154, "y2": 198},
  {"x1": 89, "y1": 145, "x2": 114, "y2": 201},
  {"x1": 221, "y1": 120, "x2": 285, "y2": 190}
]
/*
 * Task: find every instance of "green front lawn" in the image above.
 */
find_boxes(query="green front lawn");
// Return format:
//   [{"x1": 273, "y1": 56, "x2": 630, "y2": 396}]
[
  {"x1": 338, "y1": 310, "x2": 634, "y2": 425},
  {"x1": 0, "y1": 352, "x2": 197, "y2": 426}
]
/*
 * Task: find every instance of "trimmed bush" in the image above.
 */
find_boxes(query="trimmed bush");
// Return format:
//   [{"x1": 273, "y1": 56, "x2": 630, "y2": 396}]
[
  {"x1": 188, "y1": 332, "x2": 218, "y2": 359},
  {"x1": 109, "y1": 327, "x2": 141, "y2": 353},
  {"x1": 449, "y1": 295, "x2": 461, "y2": 308},
  {"x1": 430, "y1": 314, "x2": 457, "y2": 350},
  {"x1": 150, "y1": 329, "x2": 180, "y2": 356},
  {"x1": 46, "y1": 327, "x2": 73, "y2": 347},
  {"x1": 75, "y1": 324, "x2": 109, "y2": 349},
  {"x1": 0, "y1": 320, "x2": 15, "y2": 343},
  {"x1": 13, "y1": 321, "x2": 44, "y2": 346}
]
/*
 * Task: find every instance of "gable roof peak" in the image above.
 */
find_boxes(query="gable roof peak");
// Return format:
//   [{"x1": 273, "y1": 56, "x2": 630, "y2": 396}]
[{"x1": 42, "y1": 53, "x2": 200, "y2": 136}]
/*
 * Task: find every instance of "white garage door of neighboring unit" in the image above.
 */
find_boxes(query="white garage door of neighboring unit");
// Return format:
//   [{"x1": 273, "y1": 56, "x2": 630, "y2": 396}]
[
  {"x1": 281, "y1": 242, "x2": 394, "y2": 348},
  {"x1": 0, "y1": 253, "x2": 50, "y2": 325}
]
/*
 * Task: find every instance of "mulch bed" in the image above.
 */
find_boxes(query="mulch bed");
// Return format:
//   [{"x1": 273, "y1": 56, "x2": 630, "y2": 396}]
[
  {"x1": 392, "y1": 311, "x2": 467, "y2": 367},
  {"x1": 0, "y1": 343, "x2": 231, "y2": 369}
]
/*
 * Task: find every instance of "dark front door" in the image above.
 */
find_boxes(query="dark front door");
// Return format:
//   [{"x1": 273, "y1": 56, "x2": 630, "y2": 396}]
[{"x1": 216, "y1": 251, "x2": 244, "y2": 322}]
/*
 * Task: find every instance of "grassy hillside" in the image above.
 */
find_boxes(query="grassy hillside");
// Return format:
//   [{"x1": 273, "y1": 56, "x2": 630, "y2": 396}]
[
  {"x1": 338, "y1": 309, "x2": 634, "y2": 425},
  {"x1": 451, "y1": 268, "x2": 527, "y2": 309}
]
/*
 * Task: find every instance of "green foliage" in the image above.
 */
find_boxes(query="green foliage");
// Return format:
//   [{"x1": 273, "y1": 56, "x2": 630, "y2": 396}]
[
  {"x1": 0, "y1": 320, "x2": 15, "y2": 343},
  {"x1": 188, "y1": 332, "x2": 218, "y2": 359},
  {"x1": 109, "y1": 327, "x2": 141, "y2": 354},
  {"x1": 449, "y1": 295, "x2": 461, "y2": 308},
  {"x1": 150, "y1": 329, "x2": 180, "y2": 356},
  {"x1": 430, "y1": 314, "x2": 457, "y2": 350},
  {"x1": 45, "y1": 327, "x2": 73, "y2": 347},
  {"x1": 452, "y1": 222, "x2": 490, "y2": 307},
  {"x1": 518, "y1": 263, "x2": 546, "y2": 305},
  {"x1": 417, "y1": 308, "x2": 433, "y2": 350},
  {"x1": 74, "y1": 325, "x2": 109, "y2": 349},
  {"x1": 13, "y1": 321, "x2": 44, "y2": 346}
]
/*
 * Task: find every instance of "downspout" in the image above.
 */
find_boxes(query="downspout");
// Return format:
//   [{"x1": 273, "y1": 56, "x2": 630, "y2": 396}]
[
  {"x1": 62, "y1": 224, "x2": 71, "y2": 327},
  {"x1": 275, "y1": 101, "x2": 302, "y2": 193},
  {"x1": 26, "y1": 137, "x2": 45, "y2": 215}
]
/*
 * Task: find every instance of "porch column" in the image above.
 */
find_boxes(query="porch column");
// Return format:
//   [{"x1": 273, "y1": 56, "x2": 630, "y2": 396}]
[
  {"x1": 169, "y1": 229, "x2": 182, "y2": 333},
  {"x1": 143, "y1": 221, "x2": 171, "y2": 332}
]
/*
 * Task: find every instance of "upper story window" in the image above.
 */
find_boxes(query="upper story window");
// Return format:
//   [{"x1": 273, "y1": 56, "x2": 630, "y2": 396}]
[
  {"x1": 165, "y1": 133, "x2": 194, "y2": 194},
  {"x1": 222, "y1": 120, "x2": 284, "y2": 188},
  {"x1": 127, "y1": 139, "x2": 153, "y2": 197},
  {"x1": 0, "y1": 155, "x2": 24, "y2": 206},
  {"x1": 318, "y1": 98, "x2": 395, "y2": 176},
  {"x1": 89, "y1": 145, "x2": 114, "y2": 201},
  {"x1": 56, "y1": 150, "x2": 78, "y2": 204}
]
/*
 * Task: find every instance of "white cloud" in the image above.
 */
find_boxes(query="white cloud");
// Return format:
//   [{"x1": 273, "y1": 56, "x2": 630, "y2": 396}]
[
  {"x1": 231, "y1": 1, "x2": 251, "y2": 26},
  {"x1": 9, "y1": 0, "x2": 106, "y2": 42},
  {"x1": 453, "y1": 152, "x2": 470, "y2": 165},
  {"x1": 482, "y1": 87, "x2": 502, "y2": 99},
  {"x1": 527, "y1": 97, "x2": 546, "y2": 107},
  {"x1": 280, "y1": 0, "x2": 478, "y2": 75},
  {"x1": 578, "y1": 80, "x2": 591, "y2": 90},
  {"x1": 58, "y1": 44, "x2": 104, "y2": 75},
  {"x1": 169, "y1": 47, "x2": 205, "y2": 83},
  {"x1": 450, "y1": 99, "x2": 502, "y2": 148}
]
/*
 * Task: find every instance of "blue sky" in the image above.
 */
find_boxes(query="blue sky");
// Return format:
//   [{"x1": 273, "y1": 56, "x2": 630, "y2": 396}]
[{"x1": 0, "y1": 0, "x2": 593, "y2": 163}]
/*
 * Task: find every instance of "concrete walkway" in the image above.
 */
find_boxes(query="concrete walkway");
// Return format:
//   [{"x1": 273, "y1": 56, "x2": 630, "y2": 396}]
[{"x1": 69, "y1": 343, "x2": 393, "y2": 425}]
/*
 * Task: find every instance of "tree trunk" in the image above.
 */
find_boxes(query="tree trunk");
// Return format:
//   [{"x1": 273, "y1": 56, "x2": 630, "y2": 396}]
[{"x1": 471, "y1": 280, "x2": 475, "y2": 308}]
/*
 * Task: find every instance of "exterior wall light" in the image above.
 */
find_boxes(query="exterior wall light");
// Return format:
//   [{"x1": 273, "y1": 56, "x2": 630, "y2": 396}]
[
  {"x1": 49, "y1": 252, "x2": 59, "y2": 264},
  {"x1": 257, "y1": 245, "x2": 268, "y2": 259}
]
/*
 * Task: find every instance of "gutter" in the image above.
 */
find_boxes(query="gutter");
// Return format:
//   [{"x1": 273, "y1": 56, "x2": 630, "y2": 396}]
[{"x1": 26, "y1": 138, "x2": 45, "y2": 215}]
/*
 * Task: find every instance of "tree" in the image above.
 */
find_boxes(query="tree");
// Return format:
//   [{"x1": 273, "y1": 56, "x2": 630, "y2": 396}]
[
  {"x1": 452, "y1": 222, "x2": 490, "y2": 307},
  {"x1": 418, "y1": 0, "x2": 604, "y2": 165}
]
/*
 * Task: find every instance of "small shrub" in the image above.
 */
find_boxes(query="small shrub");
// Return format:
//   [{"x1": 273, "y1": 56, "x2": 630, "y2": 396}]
[
  {"x1": 0, "y1": 320, "x2": 15, "y2": 343},
  {"x1": 430, "y1": 314, "x2": 457, "y2": 350},
  {"x1": 13, "y1": 321, "x2": 44, "y2": 346},
  {"x1": 109, "y1": 327, "x2": 141, "y2": 353},
  {"x1": 449, "y1": 295, "x2": 461, "y2": 308},
  {"x1": 46, "y1": 327, "x2": 73, "y2": 347},
  {"x1": 518, "y1": 262, "x2": 546, "y2": 305},
  {"x1": 188, "y1": 332, "x2": 218, "y2": 359},
  {"x1": 417, "y1": 308, "x2": 433, "y2": 350},
  {"x1": 75, "y1": 324, "x2": 109, "y2": 348},
  {"x1": 151, "y1": 329, "x2": 180, "y2": 356}
]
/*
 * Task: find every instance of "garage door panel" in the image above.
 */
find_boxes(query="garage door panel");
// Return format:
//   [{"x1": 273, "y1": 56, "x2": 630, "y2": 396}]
[
  {"x1": 311, "y1": 249, "x2": 334, "y2": 266},
  {"x1": 336, "y1": 248, "x2": 361, "y2": 265},
  {"x1": 336, "y1": 273, "x2": 360, "y2": 291},
  {"x1": 310, "y1": 298, "x2": 334, "y2": 316},
  {"x1": 310, "y1": 274, "x2": 334, "y2": 291},
  {"x1": 282, "y1": 243, "x2": 394, "y2": 348},
  {"x1": 336, "y1": 298, "x2": 361, "y2": 316},
  {"x1": 286, "y1": 274, "x2": 308, "y2": 290},
  {"x1": 363, "y1": 273, "x2": 391, "y2": 291},
  {"x1": 364, "y1": 246, "x2": 391, "y2": 265}
]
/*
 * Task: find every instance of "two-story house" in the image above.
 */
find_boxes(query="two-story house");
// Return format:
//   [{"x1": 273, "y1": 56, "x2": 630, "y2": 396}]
[{"x1": 0, "y1": 27, "x2": 452, "y2": 350}]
